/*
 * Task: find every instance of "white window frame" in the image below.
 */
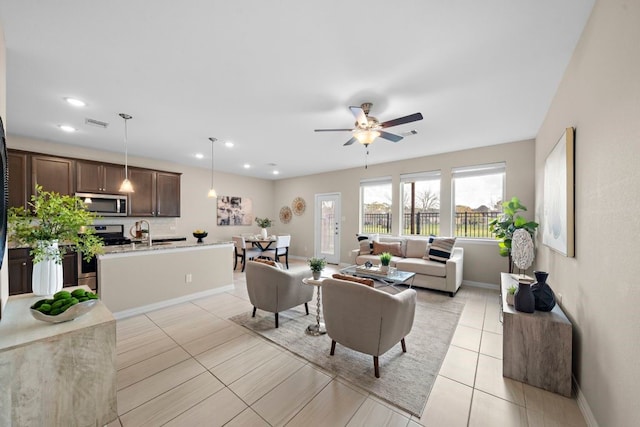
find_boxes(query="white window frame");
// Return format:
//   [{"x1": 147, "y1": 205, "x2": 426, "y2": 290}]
[
  {"x1": 360, "y1": 176, "x2": 393, "y2": 235},
  {"x1": 400, "y1": 170, "x2": 441, "y2": 236},
  {"x1": 451, "y1": 162, "x2": 506, "y2": 239}
]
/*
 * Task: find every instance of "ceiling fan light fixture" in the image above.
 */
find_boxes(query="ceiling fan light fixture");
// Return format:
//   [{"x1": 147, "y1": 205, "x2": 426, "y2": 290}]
[{"x1": 355, "y1": 130, "x2": 380, "y2": 145}]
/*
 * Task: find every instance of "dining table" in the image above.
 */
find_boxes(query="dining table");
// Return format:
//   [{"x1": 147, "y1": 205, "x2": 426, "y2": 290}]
[{"x1": 245, "y1": 236, "x2": 277, "y2": 251}]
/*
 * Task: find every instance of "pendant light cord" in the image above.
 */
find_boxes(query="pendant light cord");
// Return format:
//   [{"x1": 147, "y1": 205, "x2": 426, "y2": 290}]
[
  {"x1": 124, "y1": 118, "x2": 129, "y2": 179},
  {"x1": 210, "y1": 138, "x2": 214, "y2": 188}
]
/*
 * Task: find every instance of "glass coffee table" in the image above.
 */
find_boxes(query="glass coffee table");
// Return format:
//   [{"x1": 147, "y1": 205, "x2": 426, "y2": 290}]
[{"x1": 339, "y1": 265, "x2": 415, "y2": 289}]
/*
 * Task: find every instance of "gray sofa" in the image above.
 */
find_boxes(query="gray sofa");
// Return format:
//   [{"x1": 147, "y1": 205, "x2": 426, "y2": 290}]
[{"x1": 352, "y1": 235, "x2": 464, "y2": 296}]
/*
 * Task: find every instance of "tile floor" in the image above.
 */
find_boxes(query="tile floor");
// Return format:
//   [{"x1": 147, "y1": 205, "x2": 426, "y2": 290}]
[{"x1": 108, "y1": 261, "x2": 588, "y2": 427}]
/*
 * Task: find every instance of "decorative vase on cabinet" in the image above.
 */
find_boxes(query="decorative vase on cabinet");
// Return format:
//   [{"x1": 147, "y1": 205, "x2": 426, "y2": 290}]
[
  {"x1": 532, "y1": 270, "x2": 556, "y2": 311},
  {"x1": 514, "y1": 278, "x2": 535, "y2": 313},
  {"x1": 32, "y1": 240, "x2": 63, "y2": 296}
]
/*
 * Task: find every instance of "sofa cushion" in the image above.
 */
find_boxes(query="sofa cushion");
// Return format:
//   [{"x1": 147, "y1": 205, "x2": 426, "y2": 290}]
[
  {"x1": 395, "y1": 258, "x2": 447, "y2": 277},
  {"x1": 426, "y1": 237, "x2": 457, "y2": 263},
  {"x1": 332, "y1": 273, "x2": 374, "y2": 287},
  {"x1": 372, "y1": 241, "x2": 403, "y2": 257},
  {"x1": 405, "y1": 238, "x2": 429, "y2": 258}
]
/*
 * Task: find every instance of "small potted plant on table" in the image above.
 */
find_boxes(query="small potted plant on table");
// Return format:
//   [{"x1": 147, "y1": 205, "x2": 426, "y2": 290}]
[
  {"x1": 308, "y1": 257, "x2": 326, "y2": 280},
  {"x1": 255, "y1": 217, "x2": 272, "y2": 239},
  {"x1": 379, "y1": 252, "x2": 392, "y2": 273}
]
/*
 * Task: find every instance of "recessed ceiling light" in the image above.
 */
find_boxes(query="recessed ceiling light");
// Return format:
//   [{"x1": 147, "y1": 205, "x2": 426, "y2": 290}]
[
  {"x1": 243, "y1": 164, "x2": 251, "y2": 169},
  {"x1": 64, "y1": 97, "x2": 86, "y2": 107},
  {"x1": 224, "y1": 141, "x2": 234, "y2": 148},
  {"x1": 195, "y1": 153, "x2": 204, "y2": 159},
  {"x1": 272, "y1": 170, "x2": 279, "y2": 175},
  {"x1": 58, "y1": 124, "x2": 77, "y2": 132}
]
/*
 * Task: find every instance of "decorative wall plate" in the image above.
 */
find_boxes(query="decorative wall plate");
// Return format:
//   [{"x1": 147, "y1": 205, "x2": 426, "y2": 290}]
[
  {"x1": 292, "y1": 197, "x2": 306, "y2": 216},
  {"x1": 279, "y1": 206, "x2": 292, "y2": 223}
]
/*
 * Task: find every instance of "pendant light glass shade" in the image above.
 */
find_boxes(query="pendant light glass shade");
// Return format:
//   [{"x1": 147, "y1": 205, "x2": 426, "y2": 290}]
[
  {"x1": 207, "y1": 137, "x2": 217, "y2": 198},
  {"x1": 119, "y1": 113, "x2": 134, "y2": 193}
]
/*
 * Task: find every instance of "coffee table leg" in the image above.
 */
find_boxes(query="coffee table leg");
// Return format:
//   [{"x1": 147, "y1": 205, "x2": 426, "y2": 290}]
[{"x1": 306, "y1": 285, "x2": 326, "y2": 336}]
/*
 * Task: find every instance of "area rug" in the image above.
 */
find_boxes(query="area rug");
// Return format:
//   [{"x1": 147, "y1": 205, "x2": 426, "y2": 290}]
[{"x1": 229, "y1": 288, "x2": 465, "y2": 417}]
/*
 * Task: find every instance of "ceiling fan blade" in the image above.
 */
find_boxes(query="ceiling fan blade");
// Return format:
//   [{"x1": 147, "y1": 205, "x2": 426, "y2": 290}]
[
  {"x1": 378, "y1": 131, "x2": 404, "y2": 143},
  {"x1": 349, "y1": 106, "x2": 369, "y2": 128},
  {"x1": 314, "y1": 128, "x2": 353, "y2": 132},
  {"x1": 343, "y1": 137, "x2": 357, "y2": 146},
  {"x1": 380, "y1": 112, "x2": 423, "y2": 128}
]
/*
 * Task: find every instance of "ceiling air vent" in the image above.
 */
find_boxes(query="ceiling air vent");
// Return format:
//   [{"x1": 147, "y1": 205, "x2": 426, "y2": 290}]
[{"x1": 85, "y1": 118, "x2": 109, "y2": 129}]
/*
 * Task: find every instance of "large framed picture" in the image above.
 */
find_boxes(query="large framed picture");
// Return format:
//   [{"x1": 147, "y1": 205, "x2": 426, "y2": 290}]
[
  {"x1": 217, "y1": 196, "x2": 254, "y2": 226},
  {"x1": 542, "y1": 127, "x2": 575, "y2": 257}
]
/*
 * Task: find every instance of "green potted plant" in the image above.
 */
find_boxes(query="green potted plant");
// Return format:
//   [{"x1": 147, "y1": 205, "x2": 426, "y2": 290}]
[
  {"x1": 8, "y1": 185, "x2": 104, "y2": 295},
  {"x1": 308, "y1": 257, "x2": 327, "y2": 280},
  {"x1": 379, "y1": 252, "x2": 392, "y2": 273},
  {"x1": 255, "y1": 217, "x2": 273, "y2": 239},
  {"x1": 488, "y1": 196, "x2": 538, "y2": 273}
]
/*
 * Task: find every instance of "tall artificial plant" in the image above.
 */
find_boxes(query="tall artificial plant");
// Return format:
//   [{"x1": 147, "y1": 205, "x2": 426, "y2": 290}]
[
  {"x1": 488, "y1": 196, "x2": 538, "y2": 273},
  {"x1": 8, "y1": 185, "x2": 104, "y2": 263}
]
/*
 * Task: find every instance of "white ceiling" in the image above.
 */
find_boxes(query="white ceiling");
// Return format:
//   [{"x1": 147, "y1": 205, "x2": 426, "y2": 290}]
[{"x1": 0, "y1": 1, "x2": 595, "y2": 180}]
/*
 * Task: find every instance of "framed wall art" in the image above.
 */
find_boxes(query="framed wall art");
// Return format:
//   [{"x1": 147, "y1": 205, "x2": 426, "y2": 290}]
[
  {"x1": 217, "y1": 196, "x2": 254, "y2": 226},
  {"x1": 542, "y1": 127, "x2": 575, "y2": 257}
]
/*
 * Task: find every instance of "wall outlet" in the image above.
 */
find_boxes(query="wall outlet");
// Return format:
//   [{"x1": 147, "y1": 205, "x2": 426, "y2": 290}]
[{"x1": 185, "y1": 273, "x2": 192, "y2": 283}]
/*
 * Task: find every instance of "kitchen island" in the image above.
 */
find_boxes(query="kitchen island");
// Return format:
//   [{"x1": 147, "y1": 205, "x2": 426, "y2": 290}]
[{"x1": 98, "y1": 240, "x2": 234, "y2": 317}]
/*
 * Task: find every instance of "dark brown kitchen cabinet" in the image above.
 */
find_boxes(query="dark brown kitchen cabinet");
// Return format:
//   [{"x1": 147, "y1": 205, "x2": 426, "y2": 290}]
[
  {"x1": 8, "y1": 248, "x2": 78, "y2": 295},
  {"x1": 128, "y1": 168, "x2": 180, "y2": 217},
  {"x1": 8, "y1": 151, "x2": 29, "y2": 209},
  {"x1": 156, "y1": 172, "x2": 181, "y2": 217},
  {"x1": 76, "y1": 160, "x2": 125, "y2": 194},
  {"x1": 31, "y1": 155, "x2": 75, "y2": 195},
  {"x1": 8, "y1": 248, "x2": 32, "y2": 295}
]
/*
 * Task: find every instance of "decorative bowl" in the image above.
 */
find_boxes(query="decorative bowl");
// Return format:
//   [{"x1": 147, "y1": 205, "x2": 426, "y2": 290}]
[
  {"x1": 193, "y1": 231, "x2": 208, "y2": 243},
  {"x1": 30, "y1": 299, "x2": 99, "y2": 323}
]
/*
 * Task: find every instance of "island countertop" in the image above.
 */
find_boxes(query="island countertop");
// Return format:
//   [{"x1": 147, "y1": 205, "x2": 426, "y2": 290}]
[{"x1": 100, "y1": 240, "x2": 233, "y2": 255}]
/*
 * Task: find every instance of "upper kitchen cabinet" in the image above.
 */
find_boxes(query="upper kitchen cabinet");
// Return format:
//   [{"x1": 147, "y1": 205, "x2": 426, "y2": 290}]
[
  {"x1": 77, "y1": 161, "x2": 125, "y2": 194},
  {"x1": 8, "y1": 150, "x2": 29, "y2": 209},
  {"x1": 128, "y1": 168, "x2": 181, "y2": 217},
  {"x1": 31, "y1": 155, "x2": 75, "y2": 195},
  {"x1": 156, "y1": 172, "x2": 181, "y2": 217}
]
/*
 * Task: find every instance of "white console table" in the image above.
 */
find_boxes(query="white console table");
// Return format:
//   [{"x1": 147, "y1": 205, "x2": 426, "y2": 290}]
[{"x1": 500, "y1": 273, "x2": 573, "y2": 397}]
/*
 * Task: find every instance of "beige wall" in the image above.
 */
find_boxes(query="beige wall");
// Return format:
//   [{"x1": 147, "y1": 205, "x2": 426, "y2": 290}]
[
  {"x1": 534, "y1": 1, "x2": 640, "y2": 425},
  {"x1": 7, "y1": 135, "x2": 275, "y2": 242},
  {"x1": 1, "y1": 24, "x2": 8, "y2": 316},
  {"x1": 275, "y1": 139, "x2": 535, "y2": 285}
]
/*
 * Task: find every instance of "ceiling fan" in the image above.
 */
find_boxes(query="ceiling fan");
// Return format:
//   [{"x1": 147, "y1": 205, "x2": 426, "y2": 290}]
[{"x1": 314, "y1": 102, "x2": 423, "y2": 146}]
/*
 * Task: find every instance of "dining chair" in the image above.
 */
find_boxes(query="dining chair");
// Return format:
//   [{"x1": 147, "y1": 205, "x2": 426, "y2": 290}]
[
  {"x1": 262, "y1": 235, "x2": 291, "y2": 268},
  {"x1": 232, "y1": 236, "x2": 263, "y2": 272}
]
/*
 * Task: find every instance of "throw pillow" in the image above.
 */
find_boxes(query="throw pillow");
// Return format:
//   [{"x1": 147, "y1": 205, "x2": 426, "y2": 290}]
[
  {"x1": 356, "y1": 233, "x2": 379, "y2": 255},
  {"x1": 332, "y1": 273, "x2": 374, "y2": 287},
  {"x1": 427, "y1": 237, "x2": 457, "y2": 263},
  {"x1": 252, "y1": 258, "x2": 280, "y2": 268},
  {"x1": 405, "y1": 239, "x2": 429, "y2": 258},
  {"x1": 372, "y1": 241, "x2": 403, "y2": 257}
]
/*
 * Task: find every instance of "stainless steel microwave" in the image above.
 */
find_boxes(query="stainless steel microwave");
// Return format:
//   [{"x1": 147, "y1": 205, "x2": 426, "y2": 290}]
[{"x1": 76, "y1": 192, "x2": 127, "y2": 216}]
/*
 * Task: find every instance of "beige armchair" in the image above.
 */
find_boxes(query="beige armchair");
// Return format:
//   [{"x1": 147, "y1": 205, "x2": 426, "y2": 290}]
[
  {"x1": 321, "y1": 278, "x2": 417, "y2": 377},
  {"x1": 245, "y1": 261, "x2": 314, "y2": 328}
]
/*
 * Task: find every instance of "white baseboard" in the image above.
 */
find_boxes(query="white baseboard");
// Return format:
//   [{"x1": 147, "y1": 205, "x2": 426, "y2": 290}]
[
  {"x1": 112, "y1": 284, "x2": 235, "y2": 320},
  {"x1": 574, "y1": 375, "x2": 599, "y2": 427},
  {"x1": 462, "y1": 279, "x2": 500, "y2": 290}
]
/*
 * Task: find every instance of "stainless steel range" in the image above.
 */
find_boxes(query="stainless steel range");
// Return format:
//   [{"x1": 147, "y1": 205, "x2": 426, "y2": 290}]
[{"x1": 78, "y1": 224, "x2": 131, "y2": 291}]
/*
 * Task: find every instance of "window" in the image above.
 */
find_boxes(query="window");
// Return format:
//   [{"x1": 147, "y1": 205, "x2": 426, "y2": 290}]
[
  {"x1": 360, "y1": 177, "x2": 392, "y2": 234},
  {"x1": 400, "y1": 171, "x2": 441, "y2": 236},
  {"x1": 452, "y1": 163, "x2": 505, "y2": 238}
]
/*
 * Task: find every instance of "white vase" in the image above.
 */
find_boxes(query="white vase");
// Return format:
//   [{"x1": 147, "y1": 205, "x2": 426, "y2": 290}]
[
  {"x1": 380, "y1": 265, "x2": 389, "y2": 273},
  {"x1": 32, "y1": 241, "x2": 63, "y2": 296},
  {"x1": 312, "y1": 270, "x2": 321, "y2": 280},
  {"x1": 260, "y1": 228, "x2": 268, "y2": 239}
]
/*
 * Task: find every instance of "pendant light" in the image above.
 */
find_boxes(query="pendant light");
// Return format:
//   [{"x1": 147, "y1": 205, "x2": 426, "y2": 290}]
[
  {"x1": 118, "y1": 113, "x2": 134, "y2": 193},
  {"x1": 207, "y1": 137, "x2": 217, "y2": 198}
]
